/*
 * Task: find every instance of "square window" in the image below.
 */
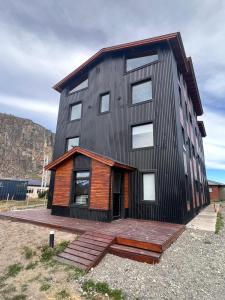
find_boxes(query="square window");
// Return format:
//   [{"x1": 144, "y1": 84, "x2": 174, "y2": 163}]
[
  {"x1": 70, "y1": 103, "x2": 82, "y2": 121},
  {"x1": 66, "y1": 137, "x2": 79, "y2": 151},
  {"x1": 143, "y1": 173, "x2": 155, "y2": 201},
  {"x1": 132, "y1": 80, "x2": 152, "y2": 104},
  {"x1": 100, "y1": 93, "x2": 110, "y2": 113},
  {"x1": 132, "y1": 123, "x2": 153, "y2": 149}
]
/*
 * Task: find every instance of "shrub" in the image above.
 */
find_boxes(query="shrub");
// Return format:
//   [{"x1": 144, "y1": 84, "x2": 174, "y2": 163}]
[
  {"x1": 40, "y1": 282, "x2": 51, "y2": 291},
  {"x1": 82, "y1": 279, "x2": 124, "y2": 300},
  {"x1": 40, "y1": 241, "x2": 69, "y2": 262},
  {"x1": 23, "y1": 246, "x2": 36, "y2": 259},
  {"x1": 215, "y1": 212, "x2": 223, "y2": 234},
  {"x1": 6, "y1": 263, "x2": 23, "y2": 277},
  {"x1": 25, "y1": 261, "x2": 38, "y2": 270},
  {"x1": 38, "y1": 190, "x2": 48, "y2": 199},
  {"x1": 56, "y1": 289, "x2": 70, "y2": 299}
]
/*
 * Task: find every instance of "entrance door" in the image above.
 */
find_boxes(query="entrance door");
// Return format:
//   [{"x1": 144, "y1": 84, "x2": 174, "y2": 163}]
[{"x1": 112, "y1": 171, "x2": 123, "y2": 219}]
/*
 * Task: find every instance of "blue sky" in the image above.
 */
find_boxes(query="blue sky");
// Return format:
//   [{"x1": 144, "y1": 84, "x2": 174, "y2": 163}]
[{"x1": 0, "y1": 0, "x2": 225, "y2": 183}]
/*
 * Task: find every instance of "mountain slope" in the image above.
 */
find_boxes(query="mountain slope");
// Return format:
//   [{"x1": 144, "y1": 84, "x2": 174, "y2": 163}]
[{"x1": 0, "y1": 113, "x2": 55, "y2": 179}]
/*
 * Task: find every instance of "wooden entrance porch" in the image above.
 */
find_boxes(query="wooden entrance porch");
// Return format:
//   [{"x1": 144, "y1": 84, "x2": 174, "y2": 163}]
[{"x1": 0, "y1": 208, "x2": 185, "y2": 271}]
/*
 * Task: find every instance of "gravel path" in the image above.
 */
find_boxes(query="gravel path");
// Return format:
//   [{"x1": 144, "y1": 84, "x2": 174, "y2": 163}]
[{"x1": 86, "y1": 206, "x2": 225, "y2": 300}]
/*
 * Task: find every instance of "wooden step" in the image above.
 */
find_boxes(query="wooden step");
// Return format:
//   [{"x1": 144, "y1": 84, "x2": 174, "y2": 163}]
[
  {"x1": 116, "y1": 236, "x2": 163, "y2": 253},
  {"x1": 56, "y1": 231, "x2": 115, "y2": 272},
  {"x1": 109, "y1": 244, "x2": 161, "y2": 264}
]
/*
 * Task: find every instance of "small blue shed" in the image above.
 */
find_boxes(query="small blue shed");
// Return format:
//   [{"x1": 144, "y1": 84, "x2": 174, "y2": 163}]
[{"x1": 0, "y1": 179, "x2": 28, "y2": 200}]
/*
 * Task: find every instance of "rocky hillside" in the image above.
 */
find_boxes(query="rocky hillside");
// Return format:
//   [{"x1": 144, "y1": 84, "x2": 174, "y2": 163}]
[{"x1": 0, "y1": 113, "x2": 55, "y2": 179}]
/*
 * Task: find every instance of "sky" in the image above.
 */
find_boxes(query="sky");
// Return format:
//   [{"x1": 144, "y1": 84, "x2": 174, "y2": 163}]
[{"x1": 0, "y1": 0, "x2": 225, "y2": 182}]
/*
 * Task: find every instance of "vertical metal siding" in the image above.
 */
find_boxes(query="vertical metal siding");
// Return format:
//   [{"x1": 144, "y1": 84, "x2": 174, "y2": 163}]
[{"x1": 50, "y1": 42, "x2": 207, "y2": 223}]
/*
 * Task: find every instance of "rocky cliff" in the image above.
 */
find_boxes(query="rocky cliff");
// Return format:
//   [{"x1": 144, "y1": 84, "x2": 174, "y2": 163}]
[{"x1": 0, "y1": 113, "x2": 55, "y2": 180}]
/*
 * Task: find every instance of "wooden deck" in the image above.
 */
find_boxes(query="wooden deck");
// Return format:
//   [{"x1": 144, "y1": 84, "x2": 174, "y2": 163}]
[{"x1": 0, "y1": 208, "x2": 185, "y2": 270}]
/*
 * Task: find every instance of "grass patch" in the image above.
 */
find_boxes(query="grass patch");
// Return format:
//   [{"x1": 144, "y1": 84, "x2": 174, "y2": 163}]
[
  {"x1": 40, "y1": 241, "x2": 69, "y2": 262},
  {"x1": 25, "y1": 261, "x2": 38, "y2": 270},
  {"x1": 6, "y1": 263, "x2": 23, "y2": 278},
  {"x1": 215, "y1": 212, "x2": 223, "y2": 234},
  {"x1": 40, "y1": 282, "x2": 51, "y2": 291},
  {"x1": 56, "y1": 289, "x2": 70, "y2": 299},
  {"x1": 23, "y1": 246, "x2": 36, "y2": 259},
  {"x1": 66, "y1": 267, "x2": 85, "y2": 281},
  {"x1": 82, "y1": 279, "x2": 124, "y2": 300},
  {"x1": 12, "y1": 294, "x2": 27, "y2": 300}
]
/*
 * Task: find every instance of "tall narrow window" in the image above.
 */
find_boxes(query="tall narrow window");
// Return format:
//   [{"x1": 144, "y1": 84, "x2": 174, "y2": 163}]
[
  {"x1": 66, "y1": 137, "x2": 79, "y2": 151},
  {"x1": 100, "y1": 93, "x2": 110, "y2": 113},
  {"x1": 126, "y1": 52, "x2": 158, "y2": 72},
  {"x1": 143, "y1": 173, "x2": 155, "y2": 201},
  {"x1": 69, "y1": 78, "x2": 88, "y2": 94},
  {"x1": 74, "y1": 171, "x2": 90, "y2": 205},
  {"x1": 70, "y1": 103, "x2": 82, "y2": 121},
  {"x1": 132, "y1": 123, "x2": 153, "y2": 149},
  {"x1": 179, "y1": 86, "x2": 182, "y2": 107},
  {"x1": 132, "y1": 80, "x2": 152, "y2": 104}
]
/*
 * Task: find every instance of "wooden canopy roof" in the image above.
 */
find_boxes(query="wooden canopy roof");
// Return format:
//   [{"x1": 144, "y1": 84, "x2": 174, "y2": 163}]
[
  {"x1": 53, "y1": 32, "x2": 203, "y2": 116},
  {"x1": 45, "y1": 146, "x2": 136, "y2": 171}
]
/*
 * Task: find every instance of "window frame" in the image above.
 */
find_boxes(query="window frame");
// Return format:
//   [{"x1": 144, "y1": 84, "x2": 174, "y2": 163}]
[
  {"x1": 69, "y1": 101, "x2": 83, "y2": 122},
  {"x1": 72, "y1": 170, "x2": 90, "y2": 207},
  {"x1": 68, "y1": 78, "x2": 88, "y2": 95},
  {"x1": 130, "y1": 121, "x2": 154, "y2": 151},
  {"x1": 65, "y1": 136, "x2": 80, "y2": 151},
  {"x1": 99, "y1": 91, "x2": 111, "y2": 115},
  {"x1": 140, "y1": 171, "x2": 157, "y2": 203},
  {"x1": 129, "y1": 77, "x2": 153, "y2": 107},
  {"x1": 124, "y1": 50, "x2": 159, "y2": 74}
]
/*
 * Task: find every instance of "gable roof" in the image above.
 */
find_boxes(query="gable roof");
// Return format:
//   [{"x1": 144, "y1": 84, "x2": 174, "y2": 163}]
[
  {"x1": 53, "y1": 32, "x2": 203, "y2": 116},
  {"x1": 208, "y1": 180, "x2": 225, "y2": 186},
  {"x1": 197, "y1": 120, "x2": 206, "y2": 137},
  {"x1": 45, "y1": 146, "x2": 136, "y2": 171}
]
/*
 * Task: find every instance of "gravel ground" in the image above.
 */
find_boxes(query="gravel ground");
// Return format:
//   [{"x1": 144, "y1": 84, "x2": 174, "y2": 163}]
[{"x1": 86, "y1": 206, "x2": 225, "y2": 300}]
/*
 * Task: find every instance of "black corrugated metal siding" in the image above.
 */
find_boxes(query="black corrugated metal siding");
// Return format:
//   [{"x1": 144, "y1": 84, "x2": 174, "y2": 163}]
[{"x1": 50, "y1": 42, "x2": 208, "y2": 224}]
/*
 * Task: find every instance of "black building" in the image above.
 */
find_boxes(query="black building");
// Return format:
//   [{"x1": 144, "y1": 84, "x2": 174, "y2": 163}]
[{"x1": 47, "y1": 32, "x2": 209, "y2": 224}]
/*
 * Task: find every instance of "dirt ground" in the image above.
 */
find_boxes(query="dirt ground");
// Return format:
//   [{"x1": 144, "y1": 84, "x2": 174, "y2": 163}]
[{"x1": 0, "y1": 219, "x2": 83, "y2": 300}]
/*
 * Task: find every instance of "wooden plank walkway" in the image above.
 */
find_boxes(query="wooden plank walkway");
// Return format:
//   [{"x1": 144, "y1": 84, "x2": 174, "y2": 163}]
[
  {"x1": 0, "y1": 208, "x2": 185, "y2": 270},
  {"x1": 56, "y1": 231, "x2": 115, "y2": 271}
]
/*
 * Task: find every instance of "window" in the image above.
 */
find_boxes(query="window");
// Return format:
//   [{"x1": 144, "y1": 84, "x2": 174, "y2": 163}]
[
  {"x1": 143, "y1": 173, "x2": 155, "y2": 201},
  {"x1": 185, "y1": 102, "x2": 188, "y2": 119},
  {"x1": 126, "y1": 52, "x2": 158, "y2": 72},
  {"x1": 74, "y1": 171, "x2": 90, "y2": 205},
  {"x1": 100, "y1": 93, "x2": 110, "y2": 113},
  {"x1": 132, "y1": 123, "x2": 153, "y2": 149},
  {"x1": 70, "y1": 103, "x2": 82, "y2": 121},
  {"x1": 179, "y1": 86, "x2": 182, "y2": 107},
  {"x1": 69, "y1": 78, "x2": 88, "y2": 94},
  {"x1": 66, "y1": 137, "x2": 79, "y2": 151},
  {"x1": 209, "y1": 188, "x2": 212, "y2": 193},
  {"x1": 182, "y1": 128, "x2": 186, "y2": 150},
  {"x1": 131, "y1": 80, "x2": 152, "y2": 104}
]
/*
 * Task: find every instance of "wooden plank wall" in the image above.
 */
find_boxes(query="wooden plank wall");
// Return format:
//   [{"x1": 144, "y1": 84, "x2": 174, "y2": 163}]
[
  {"x1": 53, "y1": 159, "x2": 73, "y2": 206},
  {"x1": 89, "y1": 160, "x2": 111, "y2": 210}
]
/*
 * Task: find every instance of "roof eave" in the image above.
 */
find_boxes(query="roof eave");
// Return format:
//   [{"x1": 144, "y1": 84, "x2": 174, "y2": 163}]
[{"x1": 53, "y1": 32, "x2": 180, "y2": 93}]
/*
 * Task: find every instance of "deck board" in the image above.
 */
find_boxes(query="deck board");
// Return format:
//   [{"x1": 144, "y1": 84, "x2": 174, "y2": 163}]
[{"x1": 0, "y1": 208, "x2": 185, "y2": 269}]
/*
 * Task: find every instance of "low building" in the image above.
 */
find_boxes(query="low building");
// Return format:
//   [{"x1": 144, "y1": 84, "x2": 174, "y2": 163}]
[
  {"x1": 26, "y1": 179, "x2": 49, "y2": 199},
  {"x1": 0, "y1": 178, "x2": 28, "y2": 200},
  {"x1": 208, "y1": 180, "x2": 225, "y2": 202}
]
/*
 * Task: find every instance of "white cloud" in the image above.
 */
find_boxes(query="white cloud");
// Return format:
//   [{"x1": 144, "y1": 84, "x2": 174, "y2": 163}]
[
  {"x1": 203, "y1": 109, "x2": 225, "y2": 170},
  {"x1": 0, "y1": 94, "x2": 58, "y2": 116}
]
